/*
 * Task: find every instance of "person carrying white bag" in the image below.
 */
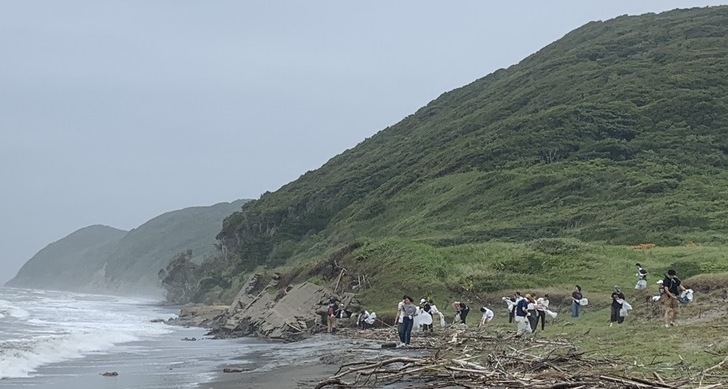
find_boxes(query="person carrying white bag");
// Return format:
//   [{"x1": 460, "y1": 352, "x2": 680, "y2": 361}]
[
  {"x1": 619, "y1": 300, "x2": 633, "y2": 318},
  {"x1": 428, "y1": 299, "x2": 447, "y2": 328}
]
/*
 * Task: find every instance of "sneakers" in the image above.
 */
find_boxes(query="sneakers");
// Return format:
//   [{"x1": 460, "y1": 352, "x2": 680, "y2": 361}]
[
  {"x1": 609, "y1": 323, "x2": 613, "y2": 327},
  {"x1": 664, "y1": 324, "x2": 670, "y2": 328}
]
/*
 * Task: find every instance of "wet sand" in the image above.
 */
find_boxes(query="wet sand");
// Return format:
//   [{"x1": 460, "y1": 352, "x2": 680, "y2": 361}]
[
  {"x1": 200, "y1": 363, "x2": 338, "y2": 389},
  {"x1": 199, "y1": 333, "x2": 404, "y2": 389}
]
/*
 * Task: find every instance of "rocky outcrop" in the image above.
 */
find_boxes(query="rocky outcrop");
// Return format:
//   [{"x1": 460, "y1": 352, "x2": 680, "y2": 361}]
[
  {"x1": 204, "y1": 273, "x2": 361, "y2": 341},
  {"x1": 167, "y1": 305, "x2": 229, "y2": 327}
]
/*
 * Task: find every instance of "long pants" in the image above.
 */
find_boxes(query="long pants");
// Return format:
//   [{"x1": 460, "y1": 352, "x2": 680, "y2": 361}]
[
  {"x1": 508, "y1": 309, "x2": 514, "y2": 323},
  {"x1": 400, "y1": 317, "x2": 414, "y2": 344},
  {"x1": 528, "y1": 313, "x2": 538, "y2": 332},
  {"x1": 610, "y1": 306, "x2": 624, "y2": 324},
  {"x1": 460, "y1": 310, "x2": 469, "y2": 325},
  {"x1": 571, "y1": 302, "x2": 580, "y2": 317},
  {"x1": 515, "y1": 316, "x2": 532, "y2": 336},
  {"x1": 537, "y1": 310, "x2": 546, "y2": 330}
]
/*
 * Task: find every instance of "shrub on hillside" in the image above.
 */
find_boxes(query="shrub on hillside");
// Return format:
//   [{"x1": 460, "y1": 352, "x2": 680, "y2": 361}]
[
  {"x1": 683, "y1": 273, "x2": 728, "y2": 293},
  {"x1": 526, "y1": 238, "x2": 586, "y2": 255},
  {"x1": 669, "y1": 260, "x2": 703, "y2": 279}
]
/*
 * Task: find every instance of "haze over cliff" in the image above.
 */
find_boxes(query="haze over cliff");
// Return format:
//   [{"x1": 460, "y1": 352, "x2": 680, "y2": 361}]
[{"x1": 6, "y1": 200, "x2": 247, "y2": 296}]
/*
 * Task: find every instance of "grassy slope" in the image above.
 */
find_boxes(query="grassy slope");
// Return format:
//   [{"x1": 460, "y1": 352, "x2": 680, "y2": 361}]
[
  {"x1": 102, "y1": 200, "x2": 248, "y2": 294},
  {"x1": 209, "y1": 6, "x2": 728, "y2": 282},
  {"x1": 169, "y1": 7, "x2": 728, "y2": 374},
  {"x1": 168, "y1": 7, "x2": 728, "y2": 369}
]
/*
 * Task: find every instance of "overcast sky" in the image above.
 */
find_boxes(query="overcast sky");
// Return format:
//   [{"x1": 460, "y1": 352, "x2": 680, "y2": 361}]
[{"x1": 1, "y1": 1, "x2": 726, "y2": 284}]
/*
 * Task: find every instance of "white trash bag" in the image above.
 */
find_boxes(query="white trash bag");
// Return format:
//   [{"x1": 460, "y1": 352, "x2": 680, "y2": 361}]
[
  {"x1": 579, "y1": 298, "x2": 589, "y2": 306},
  {"x1": 678, "y1": 289, "x2": 694, "y2": 304},
  {"x1": 545, "y1": 309, "x2": 558, "y2": 319},
  {"x1": 619, "y1": 300, "x2": 633, "y2": 317}
]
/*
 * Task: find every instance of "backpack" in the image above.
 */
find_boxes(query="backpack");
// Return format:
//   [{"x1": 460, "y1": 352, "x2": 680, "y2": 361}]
[{"x1": 327, "y1": 303, "x2": 339, "y2": 316}]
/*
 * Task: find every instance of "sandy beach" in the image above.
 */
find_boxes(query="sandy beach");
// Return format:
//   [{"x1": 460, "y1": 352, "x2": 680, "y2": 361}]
[
  {"x1": 198, "y1": 332, "x2": 407, "y2": 389},
  {"x1": 201, "y1": 363, "x2": 339, "y2": 389}
]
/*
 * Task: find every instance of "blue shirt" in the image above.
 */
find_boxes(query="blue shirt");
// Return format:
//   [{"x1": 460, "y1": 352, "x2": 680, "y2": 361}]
[{"x1": 515, "y1": 299, "x2": 529, "y2": 317}]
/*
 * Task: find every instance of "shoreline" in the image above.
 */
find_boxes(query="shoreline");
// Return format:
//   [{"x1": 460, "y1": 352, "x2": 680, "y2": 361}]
[{"x1": 197, "y1": 330, "x2": 411, "y2": 389}]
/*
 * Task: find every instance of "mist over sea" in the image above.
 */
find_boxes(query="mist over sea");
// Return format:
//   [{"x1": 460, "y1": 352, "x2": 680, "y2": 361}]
[{"x1": 0, "y1": 287, "x2": 258, "y2": 388}]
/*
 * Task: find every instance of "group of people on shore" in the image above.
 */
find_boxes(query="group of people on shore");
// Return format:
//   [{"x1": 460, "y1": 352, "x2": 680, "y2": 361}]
[
  {"x1": 331, "y1": 264, "x2": 695, "y2": 343},
  {"x1": 568, "y1": 264, "x2": 692, "y2": 329},
  {"x1": 392, "y1": 296, "x2": 496, "y2": 347},
  {"x1": 505, "y1": 292, "x2": 554, "y2": 336}
]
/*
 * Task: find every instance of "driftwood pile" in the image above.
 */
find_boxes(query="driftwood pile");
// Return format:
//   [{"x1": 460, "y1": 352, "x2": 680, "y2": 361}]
[{"x1": 316, "y1": 328, "x2": 726, "y2": 389}]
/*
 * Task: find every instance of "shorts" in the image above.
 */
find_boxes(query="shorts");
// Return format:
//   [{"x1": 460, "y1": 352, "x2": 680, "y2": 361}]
[{"x1": 662, "y1": 296, "x2": 678, "y2": 310}]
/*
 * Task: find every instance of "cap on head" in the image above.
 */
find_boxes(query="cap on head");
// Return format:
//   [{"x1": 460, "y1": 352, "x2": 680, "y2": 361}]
[{"x1": 420, "y1": 298, "x2": 426, "y2": 304}]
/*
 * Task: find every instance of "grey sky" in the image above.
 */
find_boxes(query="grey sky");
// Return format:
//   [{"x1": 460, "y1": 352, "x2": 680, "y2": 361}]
[{"x1": 1, "y1": 1, "x2": 725, "y2": 283}]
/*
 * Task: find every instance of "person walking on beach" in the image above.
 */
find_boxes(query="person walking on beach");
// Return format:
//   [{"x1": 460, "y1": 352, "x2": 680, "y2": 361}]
[
  {"x1": 662, "y1": 269, "x2": 685, "y2": 328},
  {"x1": 514, "y1": 294, "x2": 532, "y2": 337},
  {"x1": 635, "y1": 263, "x2": 648, "y2": 290},
  {"x1": 504, "y1": 296, "x2": 517, "y2": 323},
  {"x1": 571, "y1": 285, "x2": 583, "y2": 317},
  {"x1": 326, "y1": 298, "x2": 339, "y2": 333},
  {"x1": 429, "y1": 299, "x2": 446, "y2": 328},
  {"x1": 536, "y1": 294, "x2": 550, "y2": 330},
  {"x1": 610, "y1": 286, "x2": 625, "y2": 327},
  {"x1": 418, "y1": 299, "x2": 433, "y2": 332},
  {"x1": 395, "y1": 297, "x2": 406, "y2": 340},
  {"x1": 399, "y1": 296, "x2": 417, "y2": 346},
  {"x1": 526, "y1": 294, "x2": 538, "y2": 332}
]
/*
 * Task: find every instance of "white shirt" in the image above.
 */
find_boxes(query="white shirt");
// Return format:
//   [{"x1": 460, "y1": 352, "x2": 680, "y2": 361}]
[
  {"x1": 396, "y1": 301, "x2": 405, "y2": 324},
  {"x1": 481, "y1": 308, "x2": 494, "y2": 320},
  {"x1": 536, "y1": 298, "x2": 549, "y2": 311}
]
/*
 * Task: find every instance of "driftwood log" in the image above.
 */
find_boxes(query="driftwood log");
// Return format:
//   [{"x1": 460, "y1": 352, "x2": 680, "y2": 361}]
[{"x1": 316, "y1": 328, "x2": 725, "y2": 389}]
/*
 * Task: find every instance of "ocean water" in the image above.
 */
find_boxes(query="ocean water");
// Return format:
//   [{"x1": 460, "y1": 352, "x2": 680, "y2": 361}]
[{"x1": 0, "y1": 287, "x2": 259, "y2": 389}]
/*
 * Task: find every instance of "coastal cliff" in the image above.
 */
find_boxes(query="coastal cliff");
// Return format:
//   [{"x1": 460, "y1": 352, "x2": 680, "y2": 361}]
[{"x1": 172, "y1": 273, "x2": 361, "y2": 341}]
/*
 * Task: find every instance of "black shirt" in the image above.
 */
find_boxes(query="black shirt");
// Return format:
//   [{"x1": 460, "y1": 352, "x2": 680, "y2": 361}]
[
  {"x1": 572, "y1": 291, "x2": 582, "y2": 302},
  {"x1": 611, "y1": 292, "x2": 625, "y2": 308},
  {"x1": 663, "y1": 276, "x2": 681, "y2": 295},
  {"x1": 638, "y1": 268, "x2": 647, "y2": 280}
]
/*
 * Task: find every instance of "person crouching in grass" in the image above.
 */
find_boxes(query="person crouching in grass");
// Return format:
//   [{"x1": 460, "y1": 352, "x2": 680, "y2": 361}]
[{"x1": 478, "y1": 306, "x2": 494, "y2": 327}]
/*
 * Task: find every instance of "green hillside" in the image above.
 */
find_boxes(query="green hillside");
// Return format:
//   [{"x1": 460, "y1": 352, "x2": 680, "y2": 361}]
[
  {"x1": 102, "y1": 199, "x2": 249, "y2": 294},
  {"x1": 5, "y1": 225, "x2": 127, "y2": 291},
  {"x1": 7, "y1": 200, "x2": 248, "y2": 295},
  {"x1": 170, "y1": 7, "x2": 728, "y2": 305}
]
